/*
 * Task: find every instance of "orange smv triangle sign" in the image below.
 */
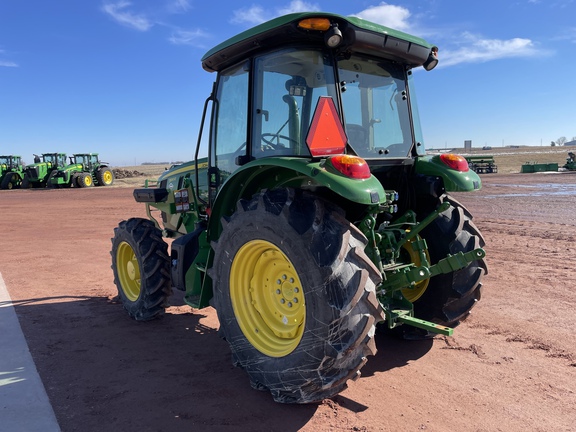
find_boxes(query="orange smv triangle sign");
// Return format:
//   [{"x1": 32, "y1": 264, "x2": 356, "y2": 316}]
[{"x1": 306, "y1": 96, "x2": 347, "y2": 157}]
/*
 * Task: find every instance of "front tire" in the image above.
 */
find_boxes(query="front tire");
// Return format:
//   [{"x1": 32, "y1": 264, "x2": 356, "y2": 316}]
[
  {"x1": 111, "y1": 218, "x2": 172, "y2": 321},
  {"x1": 77, "y1": 172, "x2": 93, "y2": 188},
  {"x1": 210, "y1": 188, "x2": 384, "y2": 403},
  {"x1": 21, "y1": 174, "x2": 30, "y2": 189},
  {"x1": 1, "y1": 173, "x2": 15, "y2": 189}
]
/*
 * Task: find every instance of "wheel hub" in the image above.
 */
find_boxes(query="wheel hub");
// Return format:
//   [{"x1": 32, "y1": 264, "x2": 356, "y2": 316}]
[
  {"x1": 231, "y1": 240, "x2": 305, "y2": 357},
  {"x1": 117, "y1": 241, "x2": 141, "y2": 301}
]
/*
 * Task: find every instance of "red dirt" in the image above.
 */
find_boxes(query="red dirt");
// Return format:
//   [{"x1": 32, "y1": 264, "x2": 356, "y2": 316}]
[{"x1": 1, "y1": 172, "x2": 575, "y2": 431}]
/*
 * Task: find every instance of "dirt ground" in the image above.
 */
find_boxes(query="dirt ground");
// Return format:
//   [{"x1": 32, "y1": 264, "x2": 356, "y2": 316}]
[{"x1": 1, "y1": 171, "x2": 575, "y2": 432}]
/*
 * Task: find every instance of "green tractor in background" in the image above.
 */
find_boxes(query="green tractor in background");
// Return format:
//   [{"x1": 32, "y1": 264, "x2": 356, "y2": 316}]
[
  {"x1": 22, "y1": 153, "x2": 68, "y2": 188},
  {"x1": 51, "y1": 153, "x2": 114, "y2": 188},
  {"x1": 111, "y1": 13, "x2": 487, "y2": 403},
  {"x1": 0, "y1": 155, "x2": 25, "y2": 189},
  {"x1": 564, "y1": 152, "x2": 576, "y2": 171}
]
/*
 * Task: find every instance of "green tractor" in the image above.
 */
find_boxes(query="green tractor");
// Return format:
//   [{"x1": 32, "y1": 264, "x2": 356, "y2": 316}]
[
  {"x1": 111, "y1": 13, "x2": 487, "y2": 403},
  {"x1": 50, "y1": 153, "x2": 114, "y2": 188},
  {"x1": 22, "y1": 153, "x2": 68, "y2": 188},
  {"x1": 0, "y1": 155, "x2": 25, "y2": 189},
  {"x1": 564, "y1": 152, "x2": 576, "y2": 171}
]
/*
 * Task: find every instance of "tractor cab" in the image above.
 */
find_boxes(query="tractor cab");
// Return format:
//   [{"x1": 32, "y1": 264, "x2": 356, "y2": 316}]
[
  {"x1": 0, "y1": 155, "x2": 23, "y2": 169},
  {"x1": 72, "y1": 153, "x2": 100, "y2": 170},
  {"x1": 198, "y1": 13, "x2": 440, "y2": 210},
  {"x1": 42, "y1": 153, "x2": 67, "y2": 168}
]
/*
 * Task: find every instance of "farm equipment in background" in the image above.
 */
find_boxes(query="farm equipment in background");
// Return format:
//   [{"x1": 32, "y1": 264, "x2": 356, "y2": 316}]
[
  {"x1": 22, "y1": 153, "x2": 68, "y2": 188},
  {"x1": 50, "y1": 153, "x2": 114, "y2": 187},
  {"x1": 465, "y1": 155, "x2": 498, "y2": 174},
  {"x1": 111, "y1": 12, "x2": 487, "y2": 403},
  {"x1": 564, "y1": 152, "x2": 576, "y2": 171},
  {"x1": 0, "y1": 155, "x2": 25, "y2": 189}
]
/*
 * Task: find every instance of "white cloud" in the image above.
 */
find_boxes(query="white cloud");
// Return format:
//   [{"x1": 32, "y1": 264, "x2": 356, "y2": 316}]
[
  {"x1": 441, "y1": 32, "x2": 544, "y2": 67},
  {"x1": 231, "y1": 5, "x2": 268, "y2": 25},
  {"x1": 102, "y1": 1, "x2": 153, "y2": 31},
  {"x1": 277, "y1": 1, "x2": 320, "y2": 15},
  {"x1": 354, "y1": 3, "x2": 411, "y2": 32},
  {"x1": 167, "y1": 0, "x2": 191, "y2": 14},
  {"x1": 231, "y1": 1, "x2": 320, "y2": 26},
  {"x1": 0, "y1": 48, "x2": 18, "y2": 67},
  {"x1": 552, "y1": 27, "x2": 576, "y2": 44},
  {"x1": 169, "y1": 28, "x2": 209, "y2": 46}
]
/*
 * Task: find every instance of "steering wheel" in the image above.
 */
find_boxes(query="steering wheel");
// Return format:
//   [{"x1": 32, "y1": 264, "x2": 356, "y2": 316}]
[{"x1": 261, "y1": 133, "x2": 298, "y2": 150}]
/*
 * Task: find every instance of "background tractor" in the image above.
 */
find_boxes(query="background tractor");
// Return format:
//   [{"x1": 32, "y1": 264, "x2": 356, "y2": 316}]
[
  {"x1": 22, "y1": 152, "x2": 67, "y2": 188},
  {"x1": 564, "y1": 152, "x2": 576, "y2": 171},
  {"x1": 111, "y1": 12, "x2": 487, "y2": 404},
  {"x1": 51, "y1": 153, "x2": 114, "y2": 187},
  {"x1": 0, "y1": 155, "x2": 24, "y2": 189}
]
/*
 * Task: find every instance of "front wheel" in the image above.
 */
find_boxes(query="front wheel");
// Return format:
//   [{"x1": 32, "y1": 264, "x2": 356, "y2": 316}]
[
  {"x1": 1, "y1": 173, "x2": 14, "y2": 189},
  {"x1": 21, "y1": 174, "x2": 30, "y2": 189},
  {"x1": 77, "y1": 173, "x2": 93, "y2": 188},
  {"x1": 210, "y1": 188, "x2": 384, "y2": 403},
  {"x1": 111, "y1": 218, "x2": 172, "y2": 320}
]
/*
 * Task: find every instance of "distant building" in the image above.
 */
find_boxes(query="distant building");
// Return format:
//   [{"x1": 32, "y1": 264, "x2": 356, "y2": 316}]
[{"x1": 565, "y1": 140, "x2": 576, "y2": 146}]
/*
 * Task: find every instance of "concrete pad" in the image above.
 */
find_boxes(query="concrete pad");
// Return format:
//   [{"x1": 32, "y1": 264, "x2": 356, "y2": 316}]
[{"x1": 0, "y1": 272, "x2": 61, "y2": 432}]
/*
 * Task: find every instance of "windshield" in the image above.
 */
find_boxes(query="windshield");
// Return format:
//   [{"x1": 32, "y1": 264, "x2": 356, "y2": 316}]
[
  {"x1": 75, "y1": 155, "x2": 89, "y2": 165},
  {"x1": 338, "y1": 55, "x2": 414, "y2": 159},
  {"x1": 0, "y1": 157, "x2": 8, "y2": 164}
]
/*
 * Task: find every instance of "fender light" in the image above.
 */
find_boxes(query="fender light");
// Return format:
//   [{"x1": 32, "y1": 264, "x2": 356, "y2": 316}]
[
  {"x1": 328, "y1": 155, "x2": 371, "y2": 179},
  {"x1": 439, "y1": 153, "x2": 469, "y2": 172}
]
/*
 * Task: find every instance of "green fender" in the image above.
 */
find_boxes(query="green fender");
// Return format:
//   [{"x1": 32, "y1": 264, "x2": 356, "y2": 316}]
[
  {"x1": 415, "y1": 155, "x2": 482, "y2": 192},
  {"x1": 208, "y1": 157, "x2": 387, "y2": 239}
]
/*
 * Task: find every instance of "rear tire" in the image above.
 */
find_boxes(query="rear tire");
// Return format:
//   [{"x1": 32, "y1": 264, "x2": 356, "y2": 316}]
[
  {"x1": 415, "y1": 194, "x2": 487, "y2": 328},
  {"x1": 111, "y1": 218, "x2": 172, "y2": 321},
  {"x1": 210, "y1": 188, "x2": 384, "y2": 403},
  {"x1": 96, "y1": 167, "x2": 114, "y2": 186}
]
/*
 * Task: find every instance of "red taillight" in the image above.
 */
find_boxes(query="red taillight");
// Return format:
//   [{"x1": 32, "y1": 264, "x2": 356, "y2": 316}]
[
  {"x1": 329, "y1": 155, "x2": 371, "y2": 179},
  {"x1": 439, "y1": 153, "x2": 469, "y2": 172}
]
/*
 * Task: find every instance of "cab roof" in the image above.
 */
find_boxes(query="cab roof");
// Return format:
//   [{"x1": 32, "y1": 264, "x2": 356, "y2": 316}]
[{"x1": 201, "y1": 12, "x2": 435, "y2": 72}]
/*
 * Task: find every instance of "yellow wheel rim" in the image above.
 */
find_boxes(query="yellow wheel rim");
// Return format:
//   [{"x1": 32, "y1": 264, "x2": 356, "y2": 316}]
[
  {"x1": 230, "y1": 240, "x2": 305, "y2": 357},
  {"x1": 103, "y1": 170, "x2": 113, "y2": 185},
  {"x1": 116, "y1": 241, "x2": 141, "y2": 301},
  {"x1": 85, "y1": 175, "x2": 93, "y2": 186},
  {"x1": 400, "y1": 236, "x2": 430, "y2": 303}
]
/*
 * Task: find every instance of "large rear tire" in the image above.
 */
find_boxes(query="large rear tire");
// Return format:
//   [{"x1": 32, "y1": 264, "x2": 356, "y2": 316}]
[
  {"x1": 415, "y1": 194, "x2": 487, "y2": 328},
  {"x1": 111, "y1": 218, "x2": 172, "y2": 321},
  {"x1": 96, "y1": 167, "x2": 114, "y2": 186},
  {"x1": 210, "y1": 188, "x2": 384, "y2": 403}
]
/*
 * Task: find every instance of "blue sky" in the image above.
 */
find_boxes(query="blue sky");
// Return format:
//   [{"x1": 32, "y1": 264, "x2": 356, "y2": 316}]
[{"x1": 1, "y1": 1, "x2": 575, "y2": 166}]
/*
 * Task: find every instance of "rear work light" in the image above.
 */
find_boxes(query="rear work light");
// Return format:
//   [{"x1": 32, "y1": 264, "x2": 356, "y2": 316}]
[
  {"x1": 328, "y1": 155, "x2": 371, "y2": 179},
  {"x1": 439, "y1": 153, "x2": 469, "y2": 172}
]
